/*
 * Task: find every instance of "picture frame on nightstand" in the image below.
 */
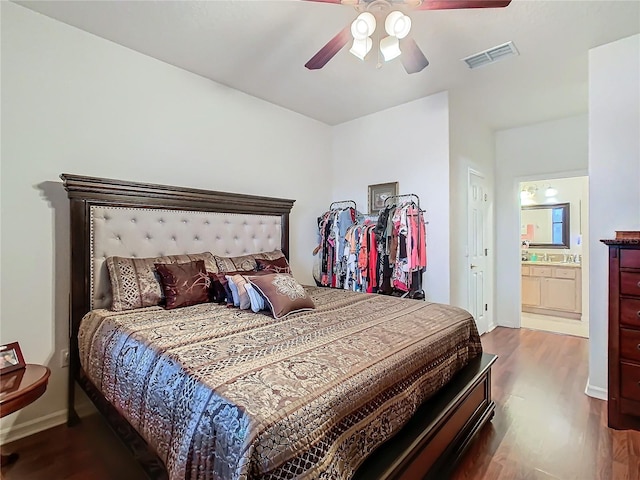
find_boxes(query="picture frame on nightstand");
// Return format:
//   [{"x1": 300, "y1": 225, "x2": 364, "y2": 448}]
[
  {"x1": 0, "y1": 342, "x2": 26, "y2": 375},
  {"x1": 0, "y1": 368, "x2": 25, "y2": 393}
]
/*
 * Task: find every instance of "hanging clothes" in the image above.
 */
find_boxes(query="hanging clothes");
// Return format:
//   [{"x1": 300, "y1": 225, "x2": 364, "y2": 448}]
[
  {"x1": 314, "y1": 199, "x2": 426, "y2": 297},
  {"x1": 374, "y1": 201, "x2": 427, "y2": 295},
  {"x1": 314, "y1": 206, "x2": 381, "y2": 292}
]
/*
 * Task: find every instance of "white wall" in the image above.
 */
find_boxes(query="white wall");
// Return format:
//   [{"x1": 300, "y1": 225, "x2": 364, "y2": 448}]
[
  {"x1": 1, "y1": 3, "x2": 331, "y2": 439},
  {"x1": 588, "y1": 34, "x2": 640, "y2": 397},
  {"x1": 449, "y1": 93, "x2": 496, "y2": 330},
  {"x1": 495, "y1": 115, "x2": 588, "y2": 328},
  {"x1": 331, "y1": 93, "x2": 451, "y2": 304}
]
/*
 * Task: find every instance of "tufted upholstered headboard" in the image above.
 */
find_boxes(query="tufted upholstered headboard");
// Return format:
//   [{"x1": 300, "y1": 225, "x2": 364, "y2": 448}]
[
  {"x1": 89, "y1": 207, "x2": 283, "y2": 310},
  {"x1": 61, "y1": 173, "x2": 294, "y2": 409}
]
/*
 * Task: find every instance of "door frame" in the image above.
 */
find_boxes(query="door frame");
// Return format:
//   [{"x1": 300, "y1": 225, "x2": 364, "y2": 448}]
[
  {"x1": 514, "y1": 169, "x2": 588, "y2": 329},
  {"x1": 467, "y1": 168, "x2": 494, "y2": 333}
]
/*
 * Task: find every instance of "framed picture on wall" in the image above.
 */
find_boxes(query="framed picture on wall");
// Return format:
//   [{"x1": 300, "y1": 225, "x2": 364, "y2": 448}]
[
  {"x1": 0, "y1": 342, "x2": 26, "y2": 375},
  {"x1": 368, "y1": 182, "x2": 398, "y2": 214}
]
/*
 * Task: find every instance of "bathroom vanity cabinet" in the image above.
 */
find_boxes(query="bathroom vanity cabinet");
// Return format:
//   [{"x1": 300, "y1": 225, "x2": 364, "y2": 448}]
[{"x1": 521, "y1": 263, "x2": 582, "y2": 319}]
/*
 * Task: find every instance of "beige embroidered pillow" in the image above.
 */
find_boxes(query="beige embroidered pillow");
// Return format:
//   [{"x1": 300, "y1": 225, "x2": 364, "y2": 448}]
[
  {"x1": 248, "y1": 273, "x2": 315, "y2": 319},
  {"x1": 106, "y1": 252, "x2": 216, "y2": 311},
  {"x1": 214, "y1": 249, "x2": 285, "y2": 273}
]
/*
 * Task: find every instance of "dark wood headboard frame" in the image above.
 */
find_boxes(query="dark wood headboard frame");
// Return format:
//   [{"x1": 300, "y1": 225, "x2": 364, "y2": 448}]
[{"x1": 60, "y1": 173, "x2": 295, "y2": 426}]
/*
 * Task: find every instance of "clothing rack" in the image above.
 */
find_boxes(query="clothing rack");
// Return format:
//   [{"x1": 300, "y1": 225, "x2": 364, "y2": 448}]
[
  {"x1": 329, "y1": 199, "x2": 357, "y2": 211},
  {"x1": 378, "y1": 193, "x2": 427, "y2": 300},
  {"x1": 383, "y1": 194, "x2": 428, "y2": 223},
  {"x1": 314, "y1": 195, "x2": 427, "y2": 300},
  {"x1": 383, "y1": 193, "x2": 421, "y2": 209},
  {"x1": 314, "y1": 201, "x2": 376, "y2": 292}
]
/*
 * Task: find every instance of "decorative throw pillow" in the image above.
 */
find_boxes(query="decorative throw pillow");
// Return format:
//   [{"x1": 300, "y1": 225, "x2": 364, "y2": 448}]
[
  {"x1": 226, "y1": 274, "x2": 253, "y2": 310},
  {"x1": 244, "y1": 284, "x2": 266, "y2": 313},
  {"x1": 256, "y1": 257, "x2": 291, "y2": 274},
  {"x1": 106, "y1": 252, "x2": 216, "y2": 311},
  {"x1": 248, "y1": 273, "x2": 315, "y2": 319},
  {"x1": 260, "y1": 249, "x2": 286, "y2": 261},
  {"x1": 208, "y1": 273, "x2": 228, "y2": 304},
  {"x1": 226, "y1": 276, "x2": 241, "y2": 307},
  {"x1": 213, "y1": 270, "x2": 268, "y2": 306},
  {"x1": 214, "y1": 249, "x2": 285, "y2": 273},
  {"x1": 155, "y1": 260, "x2": 210, "y2": 310},
  {"x1": 213, "y1": 272, "x2": 240, "y2": 306}
]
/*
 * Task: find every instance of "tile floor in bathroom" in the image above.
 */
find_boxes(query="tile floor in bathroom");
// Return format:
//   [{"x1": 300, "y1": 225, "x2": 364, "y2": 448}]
[{"x1": 521, "y1": 311, "x2": 588, "y2": 338}]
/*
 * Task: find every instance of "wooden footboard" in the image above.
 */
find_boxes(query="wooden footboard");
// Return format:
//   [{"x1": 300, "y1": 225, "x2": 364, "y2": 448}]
[{"x1": 353, "y1": 352, "x2": 497, "y2": 480}]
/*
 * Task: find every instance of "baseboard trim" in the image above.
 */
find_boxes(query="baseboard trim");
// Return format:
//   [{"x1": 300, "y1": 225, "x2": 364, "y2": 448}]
[
  {"x1": 584, "y1": 381, "x2": 608, "y2": 401},
  {"x1": 0, "y1": 409, "x2": 67, "y2": 443},
  {"x1": 486, "y1": 321, "x2": 497, "y2": 333}
]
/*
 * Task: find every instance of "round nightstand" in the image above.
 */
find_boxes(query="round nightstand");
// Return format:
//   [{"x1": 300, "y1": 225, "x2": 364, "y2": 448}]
[{"x1": 0, "y1": 364, "x2": 51, "y2": 466}]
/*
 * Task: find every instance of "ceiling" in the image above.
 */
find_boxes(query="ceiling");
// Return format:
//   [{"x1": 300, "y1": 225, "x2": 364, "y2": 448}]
[{"x1": 15, "y1": 0, "x2": 640, "y2": 128}]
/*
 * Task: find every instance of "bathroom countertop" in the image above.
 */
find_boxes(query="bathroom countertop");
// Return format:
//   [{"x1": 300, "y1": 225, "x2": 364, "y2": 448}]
[{"x1": 521, "y1": 261, "x2": 582, "y2": 268}]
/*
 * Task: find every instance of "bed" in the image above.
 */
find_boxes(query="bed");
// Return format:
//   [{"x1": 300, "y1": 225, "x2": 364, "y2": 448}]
[{"x1": 62, "y1": 173, "x2": 496, "y2": 480}]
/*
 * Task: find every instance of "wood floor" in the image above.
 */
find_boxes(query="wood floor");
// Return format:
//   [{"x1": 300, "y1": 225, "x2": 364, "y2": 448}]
[
  {"x1": 451, "y1": 327, "x2": 640, "y2": 480},
  {"x1": 1, "y1": 327, "x2": 639, "y2": 480}
]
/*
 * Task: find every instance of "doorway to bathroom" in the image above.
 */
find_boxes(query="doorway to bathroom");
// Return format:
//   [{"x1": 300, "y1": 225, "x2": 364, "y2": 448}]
[{"x1": 519, "y1": 175, "x2": 589, "y2": 337}]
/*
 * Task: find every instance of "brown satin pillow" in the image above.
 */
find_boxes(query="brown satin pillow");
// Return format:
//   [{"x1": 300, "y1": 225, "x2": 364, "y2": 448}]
[
  {"x1": 248, "y1": 273, "x2": 315, "y2": 319},
  {"x1": 256, "y1": 257, "x2": 291, "y2": 274},
  {"x1": 155, "y1": 260, "x2": 210, "y2": 310}
]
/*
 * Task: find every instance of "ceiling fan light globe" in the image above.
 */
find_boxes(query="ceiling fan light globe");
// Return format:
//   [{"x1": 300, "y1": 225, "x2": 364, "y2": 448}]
[
  {"x1": 350, "y1": 37, "x2": 372, "y2": 60},
  {"x1": 385, "y1": 11, "x2": 411, "y2": 39},
  {"x1": 351, "y1": 12, "x2": 376, "y2": 40},
  {"x1": 380, "y1": 35, "x2": 401, "y2": 61}
]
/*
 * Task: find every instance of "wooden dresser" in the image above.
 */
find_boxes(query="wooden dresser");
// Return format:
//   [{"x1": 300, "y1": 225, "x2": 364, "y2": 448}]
[{"x1": 602, "y1": 239, "x2": 640, "y2": 431}]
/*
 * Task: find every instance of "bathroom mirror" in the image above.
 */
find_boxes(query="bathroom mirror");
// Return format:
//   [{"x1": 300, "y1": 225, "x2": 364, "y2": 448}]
[{"x1": 520, "y1": 203, "x2": 570, "y2": 248}]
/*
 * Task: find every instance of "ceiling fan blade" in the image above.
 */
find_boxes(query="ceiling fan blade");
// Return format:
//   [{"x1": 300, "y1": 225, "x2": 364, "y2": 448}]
[
  {"x1": 305, "y1": 26, "x2": 351, "y2": 70},
  {"x1": 415, "y1": 0, "x2": 511, "y2": 10},
  {"x1": 400, "y1": 38, "x2": 429, "y2": 74}
]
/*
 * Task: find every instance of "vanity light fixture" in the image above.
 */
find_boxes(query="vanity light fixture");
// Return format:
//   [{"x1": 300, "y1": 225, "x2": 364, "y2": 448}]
[
  {"x1": 520, "y1": 186, "x2": 538, "y2": 204},
  {"x1": 545, "y1": 186, "x2": 558, "y2": 197}
]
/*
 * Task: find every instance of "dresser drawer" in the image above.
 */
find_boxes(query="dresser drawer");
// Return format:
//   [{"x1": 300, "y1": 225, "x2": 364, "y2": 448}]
[
  {"x1": 621, "y1": 298, "x2": 640, "y2": 328},
  {"x1": 621, "y1": 249, "x2": 640, "y2": 268},
  {"x1": 522, "y1": 266, "x2": 530, "y2": 276},
  {"x1": 621, "y1": 329, "x2": 640, "y2": 363},
  {"x1": 531, "y1": 266, "x2": 552, "y2": 277},
  {"x1": 621, "y1": 272, "x2": 640, "y2": 297},
  {"x1": 621, "y1": 362, "x2": 640, "y2": 402},
  {"x1": 553, "y1": 267, "x2": 576, "y2": 279}
]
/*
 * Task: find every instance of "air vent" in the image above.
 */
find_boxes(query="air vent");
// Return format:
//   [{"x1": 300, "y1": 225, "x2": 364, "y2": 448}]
[{"x1": 462, "y1": 41, "x2": 519, "y2": 69}]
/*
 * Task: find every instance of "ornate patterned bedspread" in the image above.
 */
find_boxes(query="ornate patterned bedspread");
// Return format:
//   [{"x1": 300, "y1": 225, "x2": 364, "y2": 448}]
[{"x1": 79, "y1": 287, "x2": 482, "y2": 480}]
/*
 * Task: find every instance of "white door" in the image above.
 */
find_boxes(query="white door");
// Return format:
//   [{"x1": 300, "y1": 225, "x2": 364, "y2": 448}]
[{"x1": 468, "y1": 171, "x2": 489, "y2": 334}]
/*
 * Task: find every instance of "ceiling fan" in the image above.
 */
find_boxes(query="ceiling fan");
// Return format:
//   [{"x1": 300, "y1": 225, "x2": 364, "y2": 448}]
[{"x1": 304, "y1": 0, "x2": 512, "y2": 74}]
